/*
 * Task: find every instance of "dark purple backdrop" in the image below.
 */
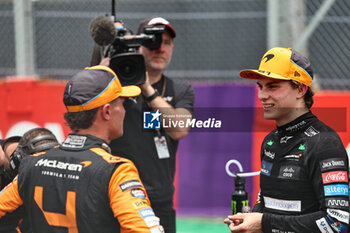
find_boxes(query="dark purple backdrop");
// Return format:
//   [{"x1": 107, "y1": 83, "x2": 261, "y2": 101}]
[{"x1": 176, "y1": 83, "x2": 257, "y2": 216}]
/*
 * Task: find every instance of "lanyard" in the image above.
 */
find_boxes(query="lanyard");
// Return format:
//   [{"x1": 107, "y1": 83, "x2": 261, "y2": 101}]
[
  {"x1": 147, "y1": 76, "x2": 166, "y2": 137},
  {"x1": 159, "y1": 75, "x2": 167, "y2": 97}
]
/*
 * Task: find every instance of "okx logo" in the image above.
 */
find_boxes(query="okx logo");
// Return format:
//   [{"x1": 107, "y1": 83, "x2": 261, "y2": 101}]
[{"x1": 143, "y1": 110, "x2": 161, "y2": 129}]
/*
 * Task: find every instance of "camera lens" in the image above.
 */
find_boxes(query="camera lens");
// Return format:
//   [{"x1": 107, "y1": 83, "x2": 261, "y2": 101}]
[
  {"x1": 123, "y1": 66, "x2": 131, "y2": 74},
  {"x1": 109, "y1": 53, "x2": 146, "y2": 86},
  {"x1": 120, "y1": 61, "x2": 135, "y2": 79}
]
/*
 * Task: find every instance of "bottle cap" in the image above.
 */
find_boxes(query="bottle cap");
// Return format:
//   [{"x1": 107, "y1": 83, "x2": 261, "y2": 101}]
[{"x1": 234, "y1": 176, "x2": 245, "y2": 186}]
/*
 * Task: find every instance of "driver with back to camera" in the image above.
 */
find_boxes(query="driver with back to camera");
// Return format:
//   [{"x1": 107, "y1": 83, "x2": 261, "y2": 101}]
[{"x1": 0, "y1": 66, "x2": 165, "y2": 233}]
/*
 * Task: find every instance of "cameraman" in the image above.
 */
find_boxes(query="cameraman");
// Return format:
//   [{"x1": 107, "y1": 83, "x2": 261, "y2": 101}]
[
  {"x1": 107, "y1": 17, "x2": 195, "y2": 233},
  {"x1": 0, "y1": 127, "x2": 59, "y2": 233}
]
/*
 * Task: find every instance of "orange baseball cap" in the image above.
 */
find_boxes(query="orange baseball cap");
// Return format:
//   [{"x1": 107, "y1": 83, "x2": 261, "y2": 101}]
[
  {"x1": 64, "y1": 65, "x2": 141, "y2": 112},
  {"x1": 240, "y1": 47, "x2": 313, "y2": 87}
]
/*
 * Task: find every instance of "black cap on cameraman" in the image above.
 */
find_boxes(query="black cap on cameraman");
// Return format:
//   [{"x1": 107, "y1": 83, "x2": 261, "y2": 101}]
[{"x1": 137, "y1": 17, "x2": 176, "y2": 38}]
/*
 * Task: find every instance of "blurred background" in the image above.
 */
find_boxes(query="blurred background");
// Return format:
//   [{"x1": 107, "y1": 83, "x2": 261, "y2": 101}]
[
  {"x1": 1, "y1": 0, "x2": 350, "y2": 232},
  {"x1": 2, "y1": 0, "x2": 350, "y2": 89}
]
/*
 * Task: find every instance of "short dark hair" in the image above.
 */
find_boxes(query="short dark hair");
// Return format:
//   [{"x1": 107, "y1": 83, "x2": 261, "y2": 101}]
[
  {"x1": 18, "y1": 128, "x2": 58, "y2": 155},
  {"x1": 64, "y1": 108, "x2": 99, "y2": 132},
  {"x1": 290, "y1": 80, "x2": 314, "y2": 109}
]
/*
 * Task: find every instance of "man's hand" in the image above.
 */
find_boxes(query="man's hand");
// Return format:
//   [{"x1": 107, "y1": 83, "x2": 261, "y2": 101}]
[
  {"x1": 99, "y1": 57, "x2": 110, "y2": 67},
  {"x1": 140, "y1": 72, "x2": 155, "y2": 97},
  {"x1": 224, "y1": 213, "x2": 263, "y2": 233},
  {"x1": 224, "y1": 217, "x2": 243, "y2": 227}
]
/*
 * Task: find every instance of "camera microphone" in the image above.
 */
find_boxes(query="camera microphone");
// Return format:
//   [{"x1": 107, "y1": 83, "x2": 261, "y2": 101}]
[
  {"x1": 89, "y1": 15, "x2": 167, "y2": 86},
  {"x1": 89, "y1": 16, "x2": 116, "y2": 46}
]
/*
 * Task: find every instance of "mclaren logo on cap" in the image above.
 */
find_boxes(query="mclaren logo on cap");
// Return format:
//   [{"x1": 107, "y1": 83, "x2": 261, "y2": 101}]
[
  {"x1": 263, "y1": 54, "x2": 274, "y2": 62},
  {"x1": 294, "y1": 71, "x2": 301, "y2": 77}
]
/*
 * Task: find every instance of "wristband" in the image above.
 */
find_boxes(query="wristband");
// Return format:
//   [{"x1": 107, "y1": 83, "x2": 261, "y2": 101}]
[{"x1": 144, "y1": 89, "x2": 160, "y2": 103}]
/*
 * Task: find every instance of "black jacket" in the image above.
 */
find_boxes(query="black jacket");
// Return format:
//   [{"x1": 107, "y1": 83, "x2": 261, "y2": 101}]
[{"x1": 253, "y1": 112, "x2": 349, "y2": 233}]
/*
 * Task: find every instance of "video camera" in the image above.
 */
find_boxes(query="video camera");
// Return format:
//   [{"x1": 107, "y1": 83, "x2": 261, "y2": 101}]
[
  {"x1": 89, "y1": 16, "x2": 165, "y2": 86},
  {"x1": 108, "y1": 22, "x2": 165, "y2": 86}
]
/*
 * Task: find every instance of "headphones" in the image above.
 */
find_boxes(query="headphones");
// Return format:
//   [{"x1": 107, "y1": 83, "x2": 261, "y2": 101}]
[
  {"x1": 9, "y1": 134, "x2": 59, "y2": 173},
  {"x1": 9, "y1": 151, "x2": 22, "y2": 173}
]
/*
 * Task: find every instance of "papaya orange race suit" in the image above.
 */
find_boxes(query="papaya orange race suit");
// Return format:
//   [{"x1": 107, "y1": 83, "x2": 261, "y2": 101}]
[{"x1": 0, "y1": 134, "x2": 164, "y2": 233}]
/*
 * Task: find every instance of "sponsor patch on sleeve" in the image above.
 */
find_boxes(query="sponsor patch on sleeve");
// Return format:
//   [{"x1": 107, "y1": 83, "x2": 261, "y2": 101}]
[
  {"x1": 325, "y1": 197, "x2": 349, "y2": 211},
  {"x1": 316, "y1": 217, "x2": 333, "y2": 233},
  {"x1": 130, "y1": 188, "x2": 147, "y2": 199},
  {"x1": 119, "y1": 180, "x2": 142, "y2": 192},
  {"x1": 144, "y1": 216, "x2": 160, "y2": 228},
  {"x1": 322, "y1": 171, "x2": 348, "y2": 184},
  {"x1": 132, "y1": 200, "x2": 150, "y2": 209},
  {"x1": 327, "y1": 209, "x2": 350, "y2": 224},
  {"x1": 320, "y1": 158, "x2": 346, "y2": 172},
  {"x1": 325, "y1": 215, "x2": 348, "y2": 233},
  {"x1": 150, "y1": 225, "x2": 165, "y2": 233},
  {"x1": 138, "y1": 208, "x2": 155, "y2": 218},
  {"x1": 324, "y1": 184, "x2": 349, "y2": 196}
]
